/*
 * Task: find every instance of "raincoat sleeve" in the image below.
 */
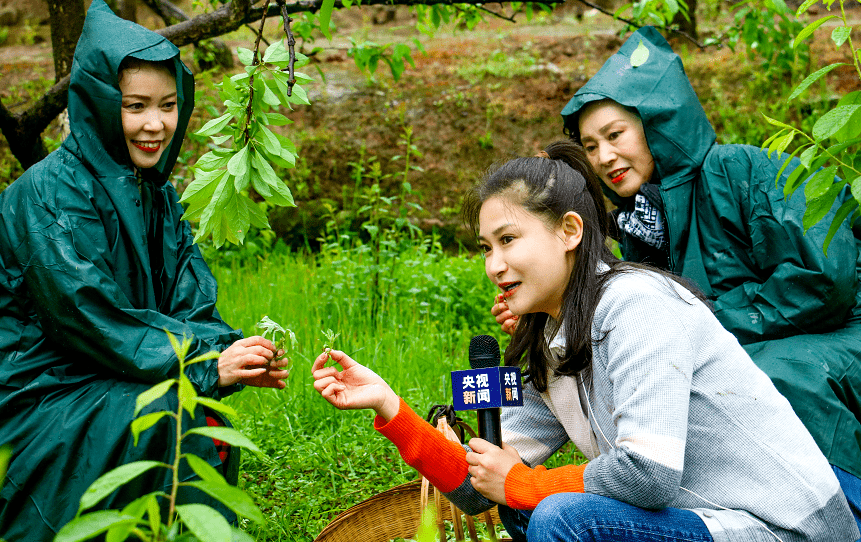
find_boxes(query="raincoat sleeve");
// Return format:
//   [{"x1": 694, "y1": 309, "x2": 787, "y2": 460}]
[
  {"x1": 702, "y1": 146, "x2": 858, "y2": 343},
  {"x1": 5, "y1": 168, "x2": 240, "y2": 397}
]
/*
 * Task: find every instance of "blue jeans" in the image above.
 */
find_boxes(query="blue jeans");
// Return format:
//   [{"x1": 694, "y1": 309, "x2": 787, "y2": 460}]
[
  {"x1": 497, "y1": 493, "x2": 713, "y2": 542},
  {"x1": 833, "y1": 465, "x2": 861, "y2": 539}
]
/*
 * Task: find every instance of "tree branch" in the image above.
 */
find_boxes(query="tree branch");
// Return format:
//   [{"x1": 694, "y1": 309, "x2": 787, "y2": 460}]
[{"x1": 573, "y1": 0, "x2": 705, "y2": 49}]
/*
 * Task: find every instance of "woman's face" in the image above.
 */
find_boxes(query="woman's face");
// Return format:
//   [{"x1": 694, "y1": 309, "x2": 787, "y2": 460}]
[
  {"x1": 478, "y1": 196, "x2": 580, "y2": 319},
  {"x1": 578, "y1": 101, "x2": 654, "y2": 198},
  {"x1": 119, "y1": 64, "x2": 178, "y2": 169}
]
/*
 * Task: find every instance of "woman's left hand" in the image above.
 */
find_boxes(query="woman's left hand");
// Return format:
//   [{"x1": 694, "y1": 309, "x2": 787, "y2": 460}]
[
  {"x1": 464, "y1": 438, "x2": 523, "y2": 505},
  {"x1": 217, "y1": 336, "x2": 289, "y2": 389}
]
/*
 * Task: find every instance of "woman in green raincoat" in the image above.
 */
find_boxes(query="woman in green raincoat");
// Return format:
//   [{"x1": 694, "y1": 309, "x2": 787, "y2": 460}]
[
  {"x1": 495, "y1": 26, "x2": 861, "y2": 530},
  {"x1": 0, "y1": 2, "x2": 288, "y2": 539}
]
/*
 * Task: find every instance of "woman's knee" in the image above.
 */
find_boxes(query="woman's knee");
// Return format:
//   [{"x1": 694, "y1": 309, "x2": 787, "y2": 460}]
[{"x1": 526, "y1": 493, "x2": 597, "y2": 541}]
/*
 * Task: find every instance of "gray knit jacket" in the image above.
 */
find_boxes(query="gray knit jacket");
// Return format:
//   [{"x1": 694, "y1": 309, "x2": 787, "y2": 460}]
[{"x1": 451, "y1": 268, "x2": 859, "y2": 542}]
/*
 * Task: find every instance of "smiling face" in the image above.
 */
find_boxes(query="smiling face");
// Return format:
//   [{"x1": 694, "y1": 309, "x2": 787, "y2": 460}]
[
  {"x1": 478, "y1": 195, "x2": 582, "y2": 319},
  {"x1": 578, "y1": 100, "x2": 655, "y2": 198},
  {"x1": 119, "y1": 63, "x2": 178, "y2": 169}
]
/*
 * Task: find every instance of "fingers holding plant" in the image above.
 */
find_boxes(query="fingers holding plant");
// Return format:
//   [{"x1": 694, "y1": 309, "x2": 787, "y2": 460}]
[
  {"x1": 217, "y1": 335, "x2": 276, "y2": 387},
  {"x1": 312, "y1": 349, "x2": 399, "y2": 421}
]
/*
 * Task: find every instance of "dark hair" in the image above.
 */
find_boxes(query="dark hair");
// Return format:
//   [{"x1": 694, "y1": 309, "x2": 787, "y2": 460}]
[
  {"x1": 462, "y1": 140, "x2": 706, "y2": 392},
  {"x1": 117, "y1": 57, "x2": 176, "y2": 85}
]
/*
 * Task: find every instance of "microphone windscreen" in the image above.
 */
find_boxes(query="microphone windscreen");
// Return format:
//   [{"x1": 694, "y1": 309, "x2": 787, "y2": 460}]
[{"x1": 468, "y1": 335, "x2": 501, "y2": 369}]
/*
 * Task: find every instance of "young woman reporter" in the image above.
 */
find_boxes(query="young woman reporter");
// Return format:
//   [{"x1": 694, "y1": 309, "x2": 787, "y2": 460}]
[{"x1": 314, "y1": 140, "x2": 858, "y2": 542}]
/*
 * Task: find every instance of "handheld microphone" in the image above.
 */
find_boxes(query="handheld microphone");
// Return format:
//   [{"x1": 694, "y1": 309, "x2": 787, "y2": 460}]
[{"x1": 450, "y1": 335, "x2": 523, "y2": 447}]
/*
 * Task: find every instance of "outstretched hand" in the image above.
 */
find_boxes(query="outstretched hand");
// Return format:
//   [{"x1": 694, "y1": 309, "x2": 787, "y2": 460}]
[
  {"x1": 465, "y1": 438, "x2": 523, "y2": 505},
  {"x1": 491, "y1": 293, "x2": 518, "y2": 336},
  {"x1": 218, "y1": 336, "x2": 289, "y2": 389},
  {"x1": 312, "y1": 349, "x2": 400, "y2": 421}
]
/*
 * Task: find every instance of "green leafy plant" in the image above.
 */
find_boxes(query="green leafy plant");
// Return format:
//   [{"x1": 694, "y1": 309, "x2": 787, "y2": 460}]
[
  {"x1": 614, "y1": 0, "x2": 689, "y2": 32},
  {"x1": 256, "y1": 315, "x2": 298, "y2": 363},
  {"x1": 760, "y1": 0, "x2": 861, "y2": 253},
  {"x1": 180, "y1": 7, "x2": 312, "y2": 248},
  {"x1": 54, "y1": 331, "x2": 264, "y2": 542},
  {"x1": 348, "y1": 39, "x2": 417, "y2": 83}
]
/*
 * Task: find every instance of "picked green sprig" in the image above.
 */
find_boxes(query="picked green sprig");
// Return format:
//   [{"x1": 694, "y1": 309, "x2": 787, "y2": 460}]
[{"x1": 256, "y1": 315, "x2": 298, "y2": 363}]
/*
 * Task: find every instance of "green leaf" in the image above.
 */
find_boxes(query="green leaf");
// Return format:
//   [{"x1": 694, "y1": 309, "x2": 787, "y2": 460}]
[
  {"x1": 795, "y1": 0, "x2": 819, "y2": 17},
  {"x1": 195, "y1": 396, "x2": 238, "y2": 418},
  {"x1": 179, "y1": 375, "x2": 198, "y2": 418},
  {"x1": 768, "y1": 131, "x2": 795, "y2": 158},
  {"x1": 257, "y1": 125, "x2": 283, "y2": 158},
  {"x1": 0, "y1": 443, "x2": 11, "y2": 490},
  {"x1": 186, "y1": 427, "x2": 260, "y2": 452},
  {"x1": 851, "y1": 175, "x2": 861, "y2": 204},
  {"x1": 803, "y1": 183, "x2": 844, "y2": 231},
  {"x1": 55, "y1": 511, "x2": 140, "y2": 542},
  {"x1": 261, "y1": 79, "x2": 282, "y2": 107},
  {"x1": 262, "y1": 39, "x2": 289, "y2": 64},
  {"x1": 784, "y1": 163, "x2": 810, "y2": 198},
  {"x1": 105, "y1": 494, "x2": 152, "y2": 542},
  {"x1": 79, "y1": 461, "x2": 167, "y2": 510},
  {"x1": 231, "y1": 527, "x2": 257, "y2": 542},
  {"x1": 134, "y1": 380, "x2": 175, "y2": 416},
  {"x1": 789, "y1": 63, "x2": 847, "y2": 101},
  {"x1": 176, "y1": 504, "x2": 232, "y2": 542},
  {"x1": 187, "y1": 349, "x2": 221, "y2": 366},
  {"x1": 832, "y1": 26, "x2": 851, "y2": 48},
  {"x1": 196, "y1": 113, "x2": 232, "y2": 137},
  {"x1": 824, "y1": 198, "x2": 859, "y2": 255},
  {"x1": 236, "y1": 47, "x2": 255, "y2": 66},
  {"x1": 319, "y1": 0, "x2": 336, "y2": 40},
  {"x1": 185, "y1": 454, "x2": 227, "y2": 484},
  {"x1": 131, "y1": 411, "x2": 171, "y2": 446},
  {"x1": 804, "y1": 165, "x2": 839, "y2": 201},
  {"x1": 793, "y1": 16, "x2": 838, "y2": 49},
  {"x1": 813, "y1": 105, "x2": 861, "y2": 141},
  {"x1": 184, "y1": 480, "x2": 265, "y2": 523},
  {"x1": 630, "y1": 39, "x2": 650, "y2": 67},
  {"x1": 800, "y1": 145, "x2": 818, "y2": 169},
  {"x1": 761, "y1": 113, "x2": 797, "y2": 132},
  {"x1": 227, "y1": 145, "x2": 251, "y2": 177},
  {"x1": 262, "y1": 112, "x2": 292, "y2": 126}
]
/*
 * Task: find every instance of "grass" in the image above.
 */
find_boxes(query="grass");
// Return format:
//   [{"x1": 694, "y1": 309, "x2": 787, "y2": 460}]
[
  {"x1": 211, "y1": 241, "x2": 587, "y2": 540},
  {"x1": 210, "y1": 243, "x2": 522, "y2": 540}
]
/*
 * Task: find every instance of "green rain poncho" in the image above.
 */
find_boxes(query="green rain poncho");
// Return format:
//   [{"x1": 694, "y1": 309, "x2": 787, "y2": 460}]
[
  {"x1": 562, "y1": 27, "x2": 861, "y2": 481},
  {"x1": 0, "y1": 1, "x2": 243, "y2": 539}
]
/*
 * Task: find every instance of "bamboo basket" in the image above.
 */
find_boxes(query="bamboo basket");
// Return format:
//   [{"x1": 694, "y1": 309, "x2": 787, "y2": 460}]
[{"x1": 314, "y1": 406, "x2": 512, "y2": 542}]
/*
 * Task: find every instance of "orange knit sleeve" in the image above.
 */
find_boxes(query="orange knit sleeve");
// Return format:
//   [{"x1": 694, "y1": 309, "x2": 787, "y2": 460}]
[
  {"x1": 374, "y1": 397, "x2": 470, "y2": 493},
  {"x1": 504, "y1": 462, "x2": 587, "y2": 510}
]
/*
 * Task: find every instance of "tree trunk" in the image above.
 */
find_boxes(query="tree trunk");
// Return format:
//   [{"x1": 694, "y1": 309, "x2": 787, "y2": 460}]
[
  {"x1": 120, "y1": 0, "x2": 138, "y2": 22},
  {"x1": 46, "y1": 0, "x2": 86, "y2": 81}
]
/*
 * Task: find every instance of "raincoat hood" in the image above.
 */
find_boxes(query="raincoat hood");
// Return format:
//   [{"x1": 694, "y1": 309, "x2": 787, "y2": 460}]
[
  {"x1": 66, "y1": 0, "x2": 194, "y2": 183},
  {"x1": 560, "y1": 27, "x2": 716, "y2": 204}
]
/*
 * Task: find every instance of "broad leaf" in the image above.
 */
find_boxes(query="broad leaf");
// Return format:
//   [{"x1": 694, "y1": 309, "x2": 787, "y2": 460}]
[
  {"x1": 803, "y1": 183, "x2": 844, "y2": 231},
  {"x1": 196, "y1": 113, "x2": 232, "y2": 137},
  {"x1": 789, "y1": 63, "x2": 847, "y2": 101},
  {"x1": 131, "y1": 411, "x2": 171, "y2": 446},
  {"x1": 135, "y1": 380, "x2": 175, "y2": 416},
  {"x1": 851, "y1": 175, "x2": 861, "y2": 204},
  {"x1": 804, "y1": 165, "x2": 839, "y2": 201},
  {"x1": 630, "y1": 39, "x2": 650, "y2": 67},
  {"x1": 179, "y1": 375, "x2": 198, "y2": 418},
  {"x1": 263, "y1": 39, "x2": 289, "y2": 64},
  {"x1": 176, "y1": 504, "x2": 231, "y2": 542},
  {"x1": 185, "y1": 453, "x2": 227, "y2": 484},
  {"x1": 319, "y1": 0, "x2": 336, "y2": 40},
  {"x1": 793, "y1": 16, "x2": 838, "y2": 49},
  {"x1": 236, "y1": 47, "x2": 255, "y2": 66},
  {"x1": 184, "y1": 480, "x2": 265, "y2": 523},
  {"x1": 813, "y1": 105, "x2": 861, "y2": 142},
  {"x1": 227, "y1": 145, "x2": 251, "y2": 177},
  {"x1": 79, "y1": 461, "x2": 167, "y2": 510},
  {"x1": 824, "y1": 193, "x2": 859, "y2": 255},
  {"x1": 55, "y1": 511, "x2": 140, "y2": 542},
  {"x1": 832, "y1": 26, "x2": 851, "y2": 48},
  {"x1": 186, "y1": 427, "x2": 260, "y2": 452}
]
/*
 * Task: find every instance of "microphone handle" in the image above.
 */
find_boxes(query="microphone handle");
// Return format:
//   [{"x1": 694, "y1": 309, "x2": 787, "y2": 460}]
[{"x1": 477, "y1": 407, "x2": 502, "y2": 447}]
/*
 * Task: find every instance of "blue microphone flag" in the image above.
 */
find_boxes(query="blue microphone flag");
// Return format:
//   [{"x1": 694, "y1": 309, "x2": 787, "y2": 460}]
[{"x1": 451, "y1": 366, "x2": 523, "y2": 410}]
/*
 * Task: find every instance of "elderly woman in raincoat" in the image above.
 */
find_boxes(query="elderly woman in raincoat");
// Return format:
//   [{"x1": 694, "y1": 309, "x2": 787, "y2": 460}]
[
  {"x1": 0, "y1": 2, "x2": 288, "y2": 539},
  {"x1": 493, "y1": 26, "x2": 861, "y2": 531}
]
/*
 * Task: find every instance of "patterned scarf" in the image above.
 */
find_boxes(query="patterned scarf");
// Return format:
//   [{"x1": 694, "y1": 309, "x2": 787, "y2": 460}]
[{"x1": 616, "y1": 192, "x2": 667, "y2": 250}]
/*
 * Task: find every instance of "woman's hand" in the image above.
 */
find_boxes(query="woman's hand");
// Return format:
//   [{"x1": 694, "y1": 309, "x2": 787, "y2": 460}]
[
  {"x1": 465, "y1": 438, "x2": 523, "y2": 505},
  {"x1": 218, "y1": 336, "x2": 289, "y2": 389},
  {"x1": 491, "y1": 293, "x2": 518, "y2": 336},
  {"x1": 312, "y1": 349, "x2": 400, "y2": 421}
]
